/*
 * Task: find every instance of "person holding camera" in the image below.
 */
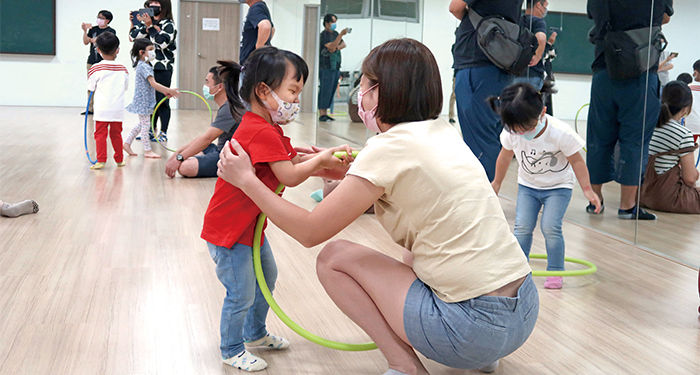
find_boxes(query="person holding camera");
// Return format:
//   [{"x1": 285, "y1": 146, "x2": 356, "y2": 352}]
[
  {"x1": 129, "y1": 0, "x2": 177, "y2": 143},
  {"x1": 318, "y1": 13, "x2": 347, "y2": 122},
  {"x1": 81, "y1": 10, "x2": 115, "y2": 115}
]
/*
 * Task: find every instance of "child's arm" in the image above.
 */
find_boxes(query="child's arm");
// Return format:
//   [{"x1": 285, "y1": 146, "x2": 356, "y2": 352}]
[
  {"x1": 269, "y1": 146, "x2": 353, "y2": 187},
  {"x1": 146, "y1": 76, "x2": 180, "y2": 98},
  {"x1": 567, "y1": 151, "x2": 602, "y2": 213},
  {"x1": 491, "y1": 147, "x2": 514, "y2": 194}
]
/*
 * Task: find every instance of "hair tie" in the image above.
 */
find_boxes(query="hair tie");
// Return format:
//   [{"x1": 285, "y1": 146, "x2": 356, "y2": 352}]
[{"x1": 240, "y1": 65, "x2": 246, "y2": 73}]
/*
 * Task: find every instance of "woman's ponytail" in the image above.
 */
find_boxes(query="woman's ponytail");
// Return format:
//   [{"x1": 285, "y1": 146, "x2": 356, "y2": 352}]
[{"x1": 216, "y1": 60, "x2": 245, "y2": 121}]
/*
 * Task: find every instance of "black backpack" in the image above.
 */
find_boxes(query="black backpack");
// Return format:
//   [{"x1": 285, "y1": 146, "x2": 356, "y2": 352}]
[{"x1": 468, "y1": 10, "x2": 539, "y2": 76}]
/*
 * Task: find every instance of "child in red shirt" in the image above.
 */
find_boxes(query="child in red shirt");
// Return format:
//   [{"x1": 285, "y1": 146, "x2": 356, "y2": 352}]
[{"x1": 201, "y1": 49, "x2": 351, "y2": 372}]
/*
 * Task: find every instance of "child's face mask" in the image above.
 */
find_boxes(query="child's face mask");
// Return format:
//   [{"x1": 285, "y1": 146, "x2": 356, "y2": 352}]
[
  {"x1": 516, "y1": 115, "x2": 546, "y2": 141},
  {"x1": 263, "y1": 86, "x2": 300, "y2": 125}
]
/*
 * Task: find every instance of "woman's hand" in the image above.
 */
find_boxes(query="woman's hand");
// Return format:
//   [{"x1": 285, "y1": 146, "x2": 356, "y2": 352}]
[
  {"x1": 217, "y1": 140, "x2": 258, "y2": 189},
  {"x1": 142, "y1": 14, "x2": 153, "y2": 28}
]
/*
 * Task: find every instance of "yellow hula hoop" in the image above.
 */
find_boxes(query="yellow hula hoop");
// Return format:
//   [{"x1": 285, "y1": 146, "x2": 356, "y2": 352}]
[{"x1": 151, "y1": 90, "x2": 213, "y2": 152}]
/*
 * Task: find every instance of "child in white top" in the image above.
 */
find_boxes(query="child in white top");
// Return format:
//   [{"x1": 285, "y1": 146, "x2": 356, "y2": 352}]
[
  {"x1": 123, "y1": 38, "x2": 179, "y2": 159},
  {"x1": 685, "y1": 60, "x2": 700, "y2": 143},
  {"x1": 87, "y1": 32, "x2": 129, "y2": 170},
  {"x1": 490, "y1": 82, "x2": 601, "y2": 289}
]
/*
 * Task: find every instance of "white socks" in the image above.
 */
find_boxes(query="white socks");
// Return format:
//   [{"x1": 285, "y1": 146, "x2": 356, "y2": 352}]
[
  {"x1": 0, "y1": 200, "x2": 39, "y2": 218},
  {"x1": 245, "y1": 333, "x2": 290, "y2": 350},
  {"x1": 223, "y1": 350, "x2": 267, "y2": 372}
]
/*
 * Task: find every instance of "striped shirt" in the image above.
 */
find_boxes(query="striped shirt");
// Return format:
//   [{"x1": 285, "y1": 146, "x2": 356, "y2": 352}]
[
  {"x1": 87, "y1": 61, "x2": 129, "y2": 122},
  {"x1": 649, "y1": 119, "x2": 696, "y2": 174}
]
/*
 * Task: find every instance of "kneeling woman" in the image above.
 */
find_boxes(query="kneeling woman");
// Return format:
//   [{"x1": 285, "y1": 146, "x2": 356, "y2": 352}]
[{"x1": 217, "y1": 39, "x2": 539, "y2": 375}]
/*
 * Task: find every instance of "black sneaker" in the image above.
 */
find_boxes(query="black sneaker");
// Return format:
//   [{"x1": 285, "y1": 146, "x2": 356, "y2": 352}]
[
  {"x1": 618, "y1": 206, "x2": 657, "y2": 220},
  {"x1": 449, "y1": 118, "x2": 456, "y2": 124},
  {"x1": 327, "y1": 115, "x2": 336, "y2": 121},
  {"x1": 80, "y1": 111, "x2": 94, "y2": 115},
  {"x1": 586, "y1": 200, "x2": 604, "y2": 214},
  {"x1": 319, "y1": 115, "x2": 331, "y2": 122}
]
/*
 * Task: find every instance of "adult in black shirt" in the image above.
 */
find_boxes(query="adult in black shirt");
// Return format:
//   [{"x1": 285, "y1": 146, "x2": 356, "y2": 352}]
[
  {"x1": 585, "y1": 0, "x2": 673, "y2": 220},
  {"x1": 130, "y1": 0, "x2": 178, "y2": 141},
  {"x1": 239, "y1": 0, "x2": 274, "y2": 65},
  {"x1": 318, "y1": 13, "x2": 347, "y2": 122},
  {"x1": 512, "y1": 0, "x2": 549, "y2": 90},
  {"x1": 449, "y1": 0, "x2": 524, "y2": 182},
  {"x1": 81, "y1": 10, "x2": 115, "y2": 114}
]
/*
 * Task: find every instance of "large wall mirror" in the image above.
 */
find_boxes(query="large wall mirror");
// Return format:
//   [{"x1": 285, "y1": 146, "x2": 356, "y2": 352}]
[{"x1": 314, "y1": 0, "x2": 423, "y2": 148}]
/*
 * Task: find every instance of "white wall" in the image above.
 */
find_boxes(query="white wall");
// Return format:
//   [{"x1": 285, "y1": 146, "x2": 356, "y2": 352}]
[
  {"x1": 3, "y1": 0, "x2": 697, "y2": 119},
  {"x1": 0, "y1": 0, "x2": 180, "y2": 108}
]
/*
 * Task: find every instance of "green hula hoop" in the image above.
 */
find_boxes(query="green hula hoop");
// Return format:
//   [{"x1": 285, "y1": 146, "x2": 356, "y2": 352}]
[
  {"x1": 252, "y1": 184, "x2": 377, "y2": 351},
  {"x1": 151, "y1": 90, "x2": 213, "y2": 152},
  {"x1": 574, "y1": 103, "x2": 590, "y2": 153},
  {"x1": 529, "y1": 253, "x2": 597, "y2": 277}
]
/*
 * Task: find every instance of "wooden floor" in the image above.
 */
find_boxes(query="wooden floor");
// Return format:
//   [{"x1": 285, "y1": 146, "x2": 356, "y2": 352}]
[{"x1": 1, "y1": 106, "x2": 699, "y2": 375}]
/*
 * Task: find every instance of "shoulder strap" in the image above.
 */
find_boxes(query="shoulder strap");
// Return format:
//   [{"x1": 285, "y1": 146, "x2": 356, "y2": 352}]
[
  {"x1": 651, "y1": 145, "x2": 698, "y2": 158},
  {"x1": 468, "y1": 9, "x2": 483, "y2": 29}
]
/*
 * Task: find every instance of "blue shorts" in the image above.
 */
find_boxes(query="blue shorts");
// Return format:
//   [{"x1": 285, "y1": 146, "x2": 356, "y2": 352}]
[
  {"x1": 194, "y1": 143, "x2": 220, "y2": 178},
  {"x1": 404, "y1": 274, "x2": 538, "y2": 369}
]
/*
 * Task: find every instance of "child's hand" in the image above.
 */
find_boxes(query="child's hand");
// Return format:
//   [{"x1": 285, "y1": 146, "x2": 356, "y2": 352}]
[
  {"x1": 166, "y1": 88, "x2": 180, "y2": 99},
  {"x1": 583, "y1": 188, "x2": 602, "y2": 214},
  {"x1": 491, "y1": 181, "x2": 501, "y2": 195},
  {"x1": 316, "y1": 145, "x2": 354, "y2": 170}
]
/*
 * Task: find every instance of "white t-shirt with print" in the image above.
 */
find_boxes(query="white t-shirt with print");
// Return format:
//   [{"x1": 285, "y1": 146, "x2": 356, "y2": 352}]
[
  {"x1": 685, "y1": 83, "x2": 700, "y2": 135},
  {"x1": 500, "y1": 114, "x2": 585, "y2": 190}
]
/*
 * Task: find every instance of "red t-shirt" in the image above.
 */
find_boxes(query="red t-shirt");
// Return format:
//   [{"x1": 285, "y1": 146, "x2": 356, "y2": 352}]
[{"x1": 201, "y1": 112, "x2": 297, "y2": 248}]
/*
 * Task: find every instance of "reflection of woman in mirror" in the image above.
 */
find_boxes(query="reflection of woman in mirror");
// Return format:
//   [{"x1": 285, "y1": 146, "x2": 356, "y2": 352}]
[
  {"x1": 642, "y1": 81, "x2": 700, "y2": 214},
  {"x1": 318, "y1": 13, "x2": 347, "y2": 122},
  {"x1": 217, "y1": 38, "x2": 539, "y2": 375}
]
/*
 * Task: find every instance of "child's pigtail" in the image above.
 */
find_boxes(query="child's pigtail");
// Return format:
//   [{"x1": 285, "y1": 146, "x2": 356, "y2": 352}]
[{"x1": 216, "y1": 60, "x2": 245, "y2": 121}]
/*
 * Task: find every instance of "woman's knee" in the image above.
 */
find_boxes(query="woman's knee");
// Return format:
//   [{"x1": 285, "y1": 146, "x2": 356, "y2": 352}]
[{"x1": 316, "y1": 239, "x2": 353, "y2": 273}]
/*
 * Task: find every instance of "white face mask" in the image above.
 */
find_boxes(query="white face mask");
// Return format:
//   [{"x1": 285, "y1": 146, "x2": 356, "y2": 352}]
[
  {"x1": 263, "y1": 88, "x2": 300, "y2": 125},
  {"x1": 147, "y1": 50, "x2": 156, "y2": 62},
  {"x1": 96, "y1": 19, "x2": 107, "y2": 27}
]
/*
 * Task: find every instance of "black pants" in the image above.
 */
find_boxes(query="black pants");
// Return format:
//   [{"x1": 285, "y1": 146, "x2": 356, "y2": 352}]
[{"x1": 153, "y1": 69, "x2": 173, "y2": 134}]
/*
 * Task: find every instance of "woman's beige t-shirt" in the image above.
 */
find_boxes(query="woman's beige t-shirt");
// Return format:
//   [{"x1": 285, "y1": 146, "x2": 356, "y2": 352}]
[{"x1": 347, "y1": 118, "x2": 531, "y2": 303}]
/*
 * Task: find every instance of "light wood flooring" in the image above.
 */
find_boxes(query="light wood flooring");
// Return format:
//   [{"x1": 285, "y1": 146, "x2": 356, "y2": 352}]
[{"x1": 0, "y1": 106, "x2": 699, "y2": 375}]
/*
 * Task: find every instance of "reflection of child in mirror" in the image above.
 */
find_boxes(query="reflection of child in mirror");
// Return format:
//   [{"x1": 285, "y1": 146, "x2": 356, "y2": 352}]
[{"x1": 490, "y1": 82, "x2": 601, "y2": 290}]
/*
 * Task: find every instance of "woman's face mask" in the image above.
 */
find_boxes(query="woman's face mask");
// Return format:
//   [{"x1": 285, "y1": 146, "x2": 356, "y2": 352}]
[{"x1": 358, "y1": 83, "x2": 381, "y2": 133}]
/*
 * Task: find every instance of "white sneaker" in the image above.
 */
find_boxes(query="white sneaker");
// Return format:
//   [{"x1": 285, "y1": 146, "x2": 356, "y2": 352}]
[{"x1": 222, "y1": 350, "x2": 267, "y2": 372}]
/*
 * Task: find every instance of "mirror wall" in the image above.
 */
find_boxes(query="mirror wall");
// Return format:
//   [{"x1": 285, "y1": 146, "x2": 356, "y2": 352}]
[
  {"x1": 315, "y1": 0, "x2": 423, "y2": 148},
  {"x1": 498, "y1": 0, "x2": 700, "y2": 267},
  {"x1": 633, "y1": 0, "x2": 700, "y2": 267}
]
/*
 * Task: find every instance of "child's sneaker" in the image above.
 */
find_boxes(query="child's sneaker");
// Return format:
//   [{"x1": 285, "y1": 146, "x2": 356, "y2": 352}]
[
  {"x1": 222, "y1": 350, "x2": 267, "y2": 372},
  {"x1": 157, "y1": 131, "x2": 168, "y2": 142},
  {"x1": 544, "y1": 276, "x2": 563, "y2": 289},
  {"x1": 90, "y1": 162, "x2": 106, "y2": 170},
  {"x1": 245, "y1": 333, "x2": 290, "y2": 350},
  {"x1": 618, "y1": 205, "x2": 656, "y2": 220},
  {"x1": 116, "y1": 161, "x2": 126, "y2": 167}
]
